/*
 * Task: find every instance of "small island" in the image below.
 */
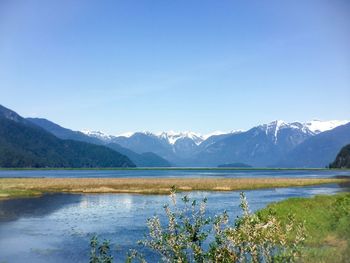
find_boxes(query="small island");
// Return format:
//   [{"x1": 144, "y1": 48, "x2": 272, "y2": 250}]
[{"x1": 218, "y1": 162, "x2": 252, "y2": 168}]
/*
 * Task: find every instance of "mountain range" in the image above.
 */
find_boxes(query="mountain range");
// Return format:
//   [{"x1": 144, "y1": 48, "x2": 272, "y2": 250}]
[
  {"x1": 276, "y1": 123, "x2": 350, "y2": 168},
  {"x1": 80, "y1": 120, "x2": 350, "y2": 167},
  {"x1": 0, "y1": 105, "x2": 135, "y2": 168},
  {"x1": 27, "y1": 118, "x2": 171, "y2": 167},
  {"x1": 1, "y1": 104, "x2": 349, "y2": 168}
]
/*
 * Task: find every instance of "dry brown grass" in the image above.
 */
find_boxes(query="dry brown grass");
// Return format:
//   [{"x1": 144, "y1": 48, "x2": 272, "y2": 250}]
[{"x1": 0, "y1": 177, "x2": 346, "y2": 198}]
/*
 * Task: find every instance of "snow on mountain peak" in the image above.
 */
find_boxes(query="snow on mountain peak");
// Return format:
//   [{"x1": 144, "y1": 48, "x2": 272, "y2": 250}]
[
  {"x1": 258, "y1": 119, "x2": 349, "y2": 142},
  {"x1": 260, "y1": 120, "x2": 310, "y2": 144},
  {"x1": 202, "y1": 131, "x2": 226, "y2": 140},
  {"x1": 260, "y1": 120, "x2": 286, "y2": 136},
  {"x1": 81, "y1": 120, "x2": 349, "y2": 146},
  {"x1": 156, "y1": 131, "x2": 204, "y2": 145},
  {"x1": 81, "y1": 129, "x2": 115, "y2": 141},
  {"x1": 263, "y1": 120, "x2": 288, "y2": 143},
  {"x1": 303, "y1": 120, "x2": 349, "y2": 134},
  {"x1": 117, "y1": 132, "x2": 135, "y2": 138},
  {"x1": 157, "y1": 130, "x2": 248, "y2": 145}
]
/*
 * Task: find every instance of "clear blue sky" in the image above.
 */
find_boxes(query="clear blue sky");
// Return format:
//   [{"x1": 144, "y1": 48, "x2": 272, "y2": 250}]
[{"x1": 1, "y1": 0, "x2": 349, "y2": 134}]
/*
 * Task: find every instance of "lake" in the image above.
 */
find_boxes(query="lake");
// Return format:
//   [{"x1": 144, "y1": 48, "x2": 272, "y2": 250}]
[
  {"x1": 0, "y1": 168, "x2": 349, "y2": 179},
  {"x1": 0, "y1": 169, "x2": 349, "y2": 262}
]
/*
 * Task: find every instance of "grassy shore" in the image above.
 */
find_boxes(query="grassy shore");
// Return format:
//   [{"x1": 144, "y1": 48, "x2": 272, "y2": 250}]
[
  {"x1": 0, "y1": 177, "x2": 347, "y2": 199},
  {"x1": 258, "y1": 192, "x2": 350, "y2": 263}
]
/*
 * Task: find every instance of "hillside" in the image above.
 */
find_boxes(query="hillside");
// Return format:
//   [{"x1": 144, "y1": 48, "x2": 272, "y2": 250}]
[
  {"x1": 329, "y1": 144, "x2": 350, "y2": 169},
  {"x1": 0, "y1": 105, "x2": 135, "y2": 168},
  {"x1": 8, "y1": 107, "x2": 350, "y2": 168},
  {"x1": 26, "y1": 118, "x2": 103, "y2": 145},
  {"x1": 276, "y1": 123, "x2": 350, "y2": 168},
  {"x1": 27, "y1": 118, "x2": 171, "y2": 167},
  {"x1": 106, "y1": 143, "x2": 171, "y2": 167},
  {"x1": 190, "y1": 121, "x2": 313, "y2": 167}
]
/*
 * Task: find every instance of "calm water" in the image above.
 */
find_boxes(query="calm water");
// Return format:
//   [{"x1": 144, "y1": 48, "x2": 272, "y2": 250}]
[
  {"x1": 0, "y1": 169, "x2": 349, "y2": 262},
  {"x1": 0, "y1": 184, "x2": 349, "y2": 262},
  {"x1": 0, "y1": 168, "x2": 349, "y2": 178}
]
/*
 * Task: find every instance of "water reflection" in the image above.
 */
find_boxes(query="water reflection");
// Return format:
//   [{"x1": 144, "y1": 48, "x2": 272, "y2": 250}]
[
  {"x1": 0, "y1": 194, "x2": 82, "y2": 222},
  {"x1": 337, "y1": 179, "x2": 350, "y2": 191}
]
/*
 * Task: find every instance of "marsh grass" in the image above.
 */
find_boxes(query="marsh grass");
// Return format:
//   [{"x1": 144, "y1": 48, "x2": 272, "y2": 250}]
[
  {"x1": 0, "y1": 188, "x2": 42, "y2": 199},
  {"x1": 0, "y1": 177, "x2": 346, "y2": 198}
]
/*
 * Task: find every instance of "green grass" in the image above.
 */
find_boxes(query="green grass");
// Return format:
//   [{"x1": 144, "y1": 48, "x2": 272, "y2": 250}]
[
  {"x1": 258, "y1": 192, "x2": 350, "y2": 263},
  {"x1": 0, "y1": 189, "x2": 42, "y2": 199}
]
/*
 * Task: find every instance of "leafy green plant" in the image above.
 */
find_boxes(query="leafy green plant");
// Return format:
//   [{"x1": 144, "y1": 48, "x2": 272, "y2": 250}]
[
  {"x1": 210, "y1": 193, "x2": 306, "y2": 263},
  {"x1": 90, "y1": 188, "x2": 306, "y2": 262},
  {"x1": 90, "y1": 235, "x2": 113, "y2": 263},
  {"x1": 132, "y1": 189, "x2": 305, "y2": 262}
]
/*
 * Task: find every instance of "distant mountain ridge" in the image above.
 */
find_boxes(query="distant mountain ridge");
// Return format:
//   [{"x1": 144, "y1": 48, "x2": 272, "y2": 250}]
[
  {"x1": 276, "y1": 123, "x2": 350, "y2": 168},
  {"x1": 27, "y1": 118, "x2": 103, "y2": 145},
  {"x1": 82, "y1": 119, "x2": 348, "y2": 143},
  {"x1": 330, "y1": 144, "x2": 350, "y2": 169},
  {"x1": 2, "y1": 103, "x2": 349, "y2": 168},
  {"x1": 81, "y1": 120, "x2": 349, "y2": 167},
  {"x1": 82, "y1": 130, "x2": 237, "y2": 145},
  {"x1": 189, "y1": 120, "x2": 315, "y2": 167},
  {"x1": 0, "y1": 105, "x2": 135, "y2": 168},
  {"x1": 27, "y1": 118, "x2": 171, "y2": 167},
  {"x1": 303, "y1": 120, "x2": 349, "y2": 133},
  {"x1": 82, "y1": 130, "x2": 244, "y2": 163}
]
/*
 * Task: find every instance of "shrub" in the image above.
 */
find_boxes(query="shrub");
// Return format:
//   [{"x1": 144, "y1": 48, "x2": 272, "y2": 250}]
[
  {"x1": 90, "y1": 235, "x2": 113, "y2": 263},
  {"x1": 90, "y1": 188, "x2": 306, "y2": 262}
]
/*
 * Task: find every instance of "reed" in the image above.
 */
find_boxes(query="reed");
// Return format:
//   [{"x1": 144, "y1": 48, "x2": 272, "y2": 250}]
[{"x1": 0, "y1": 177, "x2": 346, "y2": 198}]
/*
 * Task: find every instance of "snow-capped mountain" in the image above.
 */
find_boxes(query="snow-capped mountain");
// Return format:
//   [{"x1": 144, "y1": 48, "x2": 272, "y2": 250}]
[
  {"x1": 156, "y1": 131, "x2": 204, "y2": 145},
  {"x1": 25, "y1": 122, "x2": 171, "y2": 167},
  {"x1": 80, "y1": 119, "x2": 349, "y2": 167},
  {"x1": 81, "y1": 120, "x2": 349, "y2": 148},
  {"x1": 192, "y1": 119, "x2": 349, "y2": 167},
  {"x1": 256, "y1": 120, "x2": 349, "y2": 143},
  {"x1": 82, "y1": 130, "x2": 243, "y2": 145},
  {"x1": 277, "y1": 122, "x2": 350, "y2": 168},
  {"x1": 257, "y1": 120, "x2": 312, "y2": 144},
  {"x1": 304, "y1": 120, "x2": 349, "y2": 134},
  {"x1": 80, "y1": 130, "x2": 232, "y2": 162},
  {"x1": 191, "y1": 120, "x2": 314, "y2": 167},
  {"x1": 81, "y1": 129, "x2": 116, "y2": 141}
]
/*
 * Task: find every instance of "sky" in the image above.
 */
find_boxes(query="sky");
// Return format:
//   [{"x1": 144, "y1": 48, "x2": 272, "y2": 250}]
[{"x1": 0, "y1": 0, "x2": 349, "y2": 135}]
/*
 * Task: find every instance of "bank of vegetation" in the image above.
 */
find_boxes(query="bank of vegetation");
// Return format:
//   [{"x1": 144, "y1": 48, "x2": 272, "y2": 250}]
[
  {"x1": 258, "y1": 192, "x2": 350, "y2": 262},
  {"x1": 0, "y1": 177, "x2": 346, "y2": 198}
]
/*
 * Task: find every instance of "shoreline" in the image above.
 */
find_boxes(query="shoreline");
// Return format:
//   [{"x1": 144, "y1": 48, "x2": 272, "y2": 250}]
[
  {"x1": 1, "y1": 167, "x2": 349, "y2": 171},
  {"x1": 0, "y1": 177, "x2": 348, "y2": 199},
  {"x1": 258, "y1": 192, "x2": 350, "y2": 262}
]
